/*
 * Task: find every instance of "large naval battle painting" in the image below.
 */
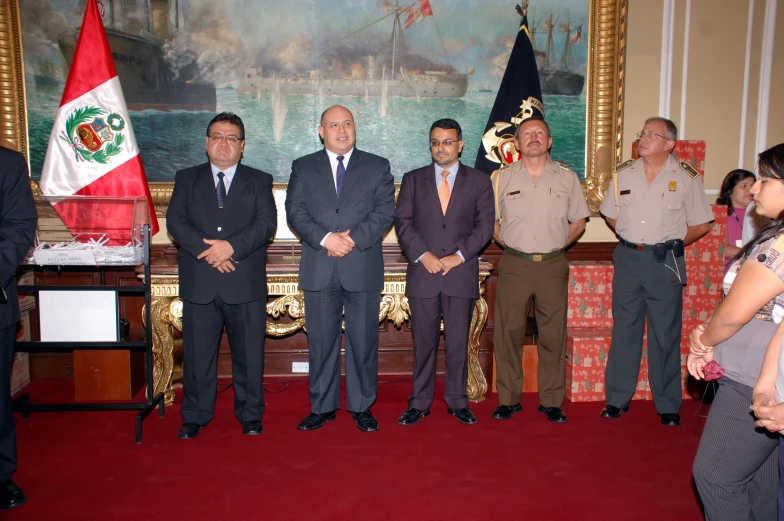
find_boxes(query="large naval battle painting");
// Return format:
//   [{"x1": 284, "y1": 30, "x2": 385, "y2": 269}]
[{"x1": 22, "y1": 0, "x2": 589, "y2": 182}]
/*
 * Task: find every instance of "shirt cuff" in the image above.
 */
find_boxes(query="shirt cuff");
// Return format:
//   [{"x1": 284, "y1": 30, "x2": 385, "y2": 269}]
[
  {"x1": 415, "y1": 253, "x2": 425, "y2": 263},
  {"x1": 456, "y1": 250, "x2": 465, "y2": 262},
  {"x1": 320, "y1": 232, "x2": 331, "y2": 247}
]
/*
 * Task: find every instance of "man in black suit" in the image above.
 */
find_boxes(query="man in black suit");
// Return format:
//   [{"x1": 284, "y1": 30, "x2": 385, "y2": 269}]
[
  {"x1": 167, "y1": 113, "x2": 276, "y2": 439},
  {"x1": 285, "y1": 105, "x2": 395, "y2": 432},
  {"x1": 0, "y1": 146, "x2": 37, "y2": 509},
  {"x1": 394, "y1": 119, "x2": 494, "y2": 426}
]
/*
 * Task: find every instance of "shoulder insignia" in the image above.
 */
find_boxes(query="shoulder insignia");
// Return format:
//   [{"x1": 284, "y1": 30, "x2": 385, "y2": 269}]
[
  {"x1": 614, "y1": 159, "x2": 634, "y2": 173},
  {"x1": 679, "y1": 161, "x2": 700, "y2": 179},
  {"x1": 555, "y1": 161, "x2": 570, "y2": 171}
]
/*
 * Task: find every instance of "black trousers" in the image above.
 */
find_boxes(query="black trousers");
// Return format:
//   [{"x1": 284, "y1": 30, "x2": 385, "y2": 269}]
[
  {"x1": 181, "y1": 294, "x2": 266, "y2": 426},
  {"x1": 0, "y1": 324, "x2": 17, "y2": 480}
]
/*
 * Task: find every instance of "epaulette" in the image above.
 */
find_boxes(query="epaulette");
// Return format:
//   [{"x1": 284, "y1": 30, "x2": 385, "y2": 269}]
[
  {"x1": 614, "y1": 159, "x2": 634, "y2": 173},
  {"x1": 555, "y1": 161, "x2": 570, "y2": 171},
  {"x1": 679, "y1": 161, "x2": 700, "y2": 179}
]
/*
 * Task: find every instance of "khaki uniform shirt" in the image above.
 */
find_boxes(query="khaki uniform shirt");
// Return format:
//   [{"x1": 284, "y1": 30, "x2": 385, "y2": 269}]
[
  {"x1": 600, "y1": 155, "x2": 713, "y2": 244},
  {"x1": 493, "y1": 156, "x2": 590, "y2": 253}
]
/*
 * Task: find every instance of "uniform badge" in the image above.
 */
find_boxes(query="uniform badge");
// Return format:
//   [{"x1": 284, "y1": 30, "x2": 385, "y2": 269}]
[
  {"x1": 679, "y1": 161, "x2": 700, "y2": 179},
  {"x1": 615, "y1": 159, "x2": 634, "y2": 173},
  {"x1": 668, "y1": 181, "x2": 677, "y2": 192}
]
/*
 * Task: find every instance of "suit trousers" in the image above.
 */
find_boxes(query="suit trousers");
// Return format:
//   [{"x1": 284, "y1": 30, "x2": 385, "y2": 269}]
[
  {"x1": 605, "y1": 245, "x2": 683, "y2": 413},
  {"x1": 494, "y1": 250, "x2": 569, "y2": 407},
  {"x1": 181, "y1": 294, "x2": 266, "y2": 425},
  {"x1": 0, "y1": 324, "x2": 16, "y2": 480},
  {"x1": 303, "y1": 267, "x2": 381, "y2": 414},
  {"x1": 692, "y1": 378, "x2": 779, "y2": 521},
  {"x1": 408, "y1": 294, "x2": 475, "y2": 411}
]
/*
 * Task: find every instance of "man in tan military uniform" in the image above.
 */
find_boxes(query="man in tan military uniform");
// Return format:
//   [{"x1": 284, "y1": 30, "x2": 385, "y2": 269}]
[
  {"x1": 600, "y1": 117, "x2": 713, "y2": 426},
  {"x1": 492, "y1": 117, "x2": 590, "y2": 423}
]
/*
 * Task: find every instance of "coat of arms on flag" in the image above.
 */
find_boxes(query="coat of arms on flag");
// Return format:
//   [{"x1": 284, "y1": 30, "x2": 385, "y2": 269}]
[{"x1": 61, "y1": 108, "x2": 126, "y2": 162}]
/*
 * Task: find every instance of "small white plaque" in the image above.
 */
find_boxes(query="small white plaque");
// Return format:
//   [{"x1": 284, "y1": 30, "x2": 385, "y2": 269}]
[
  {"x1": 39, "y1": 291, "x2": 117, "y2": 342},
  {"x1": 33, "y1": 249, "x2": 97, "y2": 265}
]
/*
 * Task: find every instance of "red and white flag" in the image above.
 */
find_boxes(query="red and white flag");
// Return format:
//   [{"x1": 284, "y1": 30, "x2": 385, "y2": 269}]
[
  {"x1": 40, "y1": 0, "x2": 159, "y2": 243},
  {"x1": 403, "y1": 0, "x2": 433, "y2": 30},
  {"x1": 570, "y1": 25, "x2": 582, "y2": 45}
]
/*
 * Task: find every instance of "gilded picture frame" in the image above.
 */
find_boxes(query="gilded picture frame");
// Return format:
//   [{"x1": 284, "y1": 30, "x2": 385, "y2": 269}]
[{"x1": 0, "y1": 0, "x2": 626, "y2": 217}]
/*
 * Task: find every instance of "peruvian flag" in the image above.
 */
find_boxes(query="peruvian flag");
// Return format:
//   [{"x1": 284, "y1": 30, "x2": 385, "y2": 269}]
[
  {"x1": 403, "y1": 0, "x2": 433, "y2": 30},
  {"x1": 40, "y1": 0, "x2": 159, "y2": 243}
]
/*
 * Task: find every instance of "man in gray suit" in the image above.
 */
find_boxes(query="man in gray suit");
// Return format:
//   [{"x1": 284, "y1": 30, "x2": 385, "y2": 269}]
[
  {"x1": 394, "y1": 119, "x2": 494, "y2": 425},
  {"x1": 285, "y1": 105, "x2": 395, "y2": 432}
]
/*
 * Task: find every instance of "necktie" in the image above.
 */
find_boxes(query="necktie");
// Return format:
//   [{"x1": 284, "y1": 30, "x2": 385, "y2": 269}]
[
  {"x1": 216, "y1": 171, "x2": 227, "y2": 210},
  {"x1": 438, "y1": 170, "x2": 451, "y2": 215},
  {"x1": 336, "y1": 155, "x2": 346, "y2": 196}
]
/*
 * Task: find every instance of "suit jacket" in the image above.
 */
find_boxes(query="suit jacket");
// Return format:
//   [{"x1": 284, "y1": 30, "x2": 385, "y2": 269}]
[
  {"x1": 395, "y1": 162, "x2": 494, "y2": 299},
  {"x1": 0, "y1": 147, "x2": 37, "y2": 329},
  {"x1": 285, "y1": 148, "x2": 395, "y2": 292},
  {"x1": 167, "y1": 162, "x2": 276, "y2": 305}
]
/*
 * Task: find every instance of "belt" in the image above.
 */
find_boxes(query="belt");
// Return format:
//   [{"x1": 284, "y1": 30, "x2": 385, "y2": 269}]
[
  {"x1": 505, "y1": 247, "x2": 563, "y2": 262},
  {"x1": 618, "y1": 237, "x2": 656, "y2": 252}
]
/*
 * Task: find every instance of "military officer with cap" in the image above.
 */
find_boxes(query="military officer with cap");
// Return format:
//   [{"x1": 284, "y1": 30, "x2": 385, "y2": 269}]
[
  {"x1": 600, "y1": 116, "x2": 713, "y2": 426},
  {"x1": 492, "y1": 116, "x2": 590, "y2": 423}
]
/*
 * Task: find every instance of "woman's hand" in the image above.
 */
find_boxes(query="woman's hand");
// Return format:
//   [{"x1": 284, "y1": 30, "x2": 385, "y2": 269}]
[
  {"x1": 750, "y1": 397, "x2": 784, "y2": 433},
  {"x1": 687, "y1": 351, "x2": 714, "y2": 380},
  {"x1": 689, "y1": 323, "x2": 714, "y2": 356}
]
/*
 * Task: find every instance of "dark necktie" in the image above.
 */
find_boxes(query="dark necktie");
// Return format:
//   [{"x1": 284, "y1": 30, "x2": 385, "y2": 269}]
[
  {"x1": 216, "y1": 171, "x2": 226, "y2": 210},
  {"x1": 336, "y1": 155, "x2": 346, "y2": 196}
]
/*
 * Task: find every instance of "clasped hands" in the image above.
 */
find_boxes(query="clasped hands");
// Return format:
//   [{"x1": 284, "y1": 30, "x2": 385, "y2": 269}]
[
  {"x1": 687, "y1": 322, "x2": 714, "y2": 380},
  {"x1": 197, "y1": 238, "x2": 235, "y2": 273},
  {"x1": 751, "y1": 393, "x2": 784, "y2": 435},
  {"x1": 325, "y1": 230, "x2": 354, "y2": 258},
  {"x1": 420, "y1": 252, "x2": 463, "y2": 275}
]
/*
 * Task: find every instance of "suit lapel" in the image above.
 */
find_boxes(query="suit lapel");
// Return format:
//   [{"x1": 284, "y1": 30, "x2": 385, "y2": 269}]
[
  {"x1": 337, "y1": 149, "x2": 363, "y2": 202},
  {"x1": 316, "y1": 150, "x2": 339, "y2": 205},
  {"x1": 196, "y1": 164, "x2": 221, "y2": 221},
  {"x1": 423, "y1": 164, "x2": 440, "y2": 211}
]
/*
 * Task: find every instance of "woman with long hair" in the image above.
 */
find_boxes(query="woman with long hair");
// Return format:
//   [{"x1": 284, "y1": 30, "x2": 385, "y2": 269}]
[
  {"x1": 716, "y1": 169, "x2": 755, "y2": 269},
  {"x1": 689, "y1": 143, "x2": 784, "y2": 521}
]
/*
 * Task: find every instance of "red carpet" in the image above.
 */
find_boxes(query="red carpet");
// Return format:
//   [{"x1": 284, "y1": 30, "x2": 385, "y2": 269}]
[{"x1": 7, "y1": 378, "x2": 706, "y2": 521}]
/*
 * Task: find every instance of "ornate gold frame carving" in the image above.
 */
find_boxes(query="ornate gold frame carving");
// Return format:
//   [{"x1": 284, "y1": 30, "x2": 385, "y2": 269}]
[{"x1": 3, "y1": 0, "x2": 626, "y2": 215}]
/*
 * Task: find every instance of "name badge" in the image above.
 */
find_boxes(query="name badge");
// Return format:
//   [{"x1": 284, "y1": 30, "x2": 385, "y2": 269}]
[
  {"x1": 506, "y1": 191, "x2": 520, "y2": 196},
  {"x1": 620, "y1": 189, "x2": 630, "y2": 195},
  {"x1": 668, "y1": 181, "x2": 678, "y2": 191}
]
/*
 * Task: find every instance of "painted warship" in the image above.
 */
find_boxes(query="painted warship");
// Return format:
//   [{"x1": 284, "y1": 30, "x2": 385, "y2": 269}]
[
  {"x1": 58, "y1": 0, "x2": 216, "y2": 112},
  {"x1": 33, "y1": 57, "x2": 59, "y2": 87},
  {"x1": 532, "y1": 12, "x2": 585, "y2": 96},
  {"x1": 236, "y1": 4, "x2": 471, "y2": 99}
]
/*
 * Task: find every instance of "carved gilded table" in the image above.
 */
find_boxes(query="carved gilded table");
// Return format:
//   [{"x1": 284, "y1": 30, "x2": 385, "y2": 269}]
[{"x1": 139, "y1": 255, "x2": 492, "y2": 406}]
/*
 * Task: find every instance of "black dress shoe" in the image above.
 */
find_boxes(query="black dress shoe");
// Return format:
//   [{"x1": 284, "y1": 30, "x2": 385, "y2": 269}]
[
  {"x1": 600, "y1": 405, "x2": 630, "y2": 419},
  {"x1": 398, "y1": 408, "x2": 430, "y2": 425},
  {"x1": 297, "y1": 411, "x2": 337, "y2": 431},
  {"x1": 661, "y1": 413, "x2": 682, "y2": 426},
  {"x1": 538, "y1": 405, "x2": 568, "y2": 423},
  {"x1": 242, "y1": 420, "x2": 263, "y2": 435},
  {"x1": 352, "y1": 410, "x2": 379, "y2": 432},
  {"x1": 448, "y1": 408, "x2": 477, "y2": 424},
  {"x1": 177, "y1": 422, "x2": 201, "y2": 439},
  {"x1": 492, "y1": 403, "x2": 522, "y2": 420},
  {"x1": 0, "y1": 479, "x2": 26, "y2": 510}
]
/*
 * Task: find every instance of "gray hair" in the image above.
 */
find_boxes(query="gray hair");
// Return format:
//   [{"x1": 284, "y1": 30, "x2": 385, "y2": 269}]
[{"x1": 644, "y1": 117, "x2": 678, "y2": 140}]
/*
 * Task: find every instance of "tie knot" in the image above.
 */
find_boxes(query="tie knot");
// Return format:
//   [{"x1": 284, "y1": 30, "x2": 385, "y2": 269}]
[
  {"x1": 217, "y1": 172, "x2": 225, "y2": 180},
  {"x1": 337, "y1": 155, "x2": 345, "y2": 163},
  {"x1": 441, "y1": 170, "x2": 449, "y2": 179}
]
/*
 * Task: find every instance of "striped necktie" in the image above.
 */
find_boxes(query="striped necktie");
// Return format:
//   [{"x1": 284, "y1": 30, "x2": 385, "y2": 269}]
[{"x1": 216, "y1": 171, "x2": 226, "y2": 210}]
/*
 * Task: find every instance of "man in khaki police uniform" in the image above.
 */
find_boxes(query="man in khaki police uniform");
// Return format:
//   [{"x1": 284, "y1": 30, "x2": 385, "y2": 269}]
[
  {"x1": 600, "y1": 117, "x2": 713, "y2": 426},
  {"x1": 492, "y1": 117, "x2": 590, "y2": 423}
]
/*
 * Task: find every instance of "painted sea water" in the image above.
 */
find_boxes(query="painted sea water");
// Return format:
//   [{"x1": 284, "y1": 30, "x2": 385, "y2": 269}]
[{"x1": 27, "y1": 85, "x2": 586, "y2": 183}]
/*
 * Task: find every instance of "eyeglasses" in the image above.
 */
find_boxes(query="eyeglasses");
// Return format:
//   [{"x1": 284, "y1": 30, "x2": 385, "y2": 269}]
[
  {"x1": 636, "y1": 131, "x2": 669, "y2": 141},
  {"x1": 430, "y1": 139, "x2": 459, "y2": 148},
  {"x1": 208, "y1": 134, "x2": 243, "y2": 143}
]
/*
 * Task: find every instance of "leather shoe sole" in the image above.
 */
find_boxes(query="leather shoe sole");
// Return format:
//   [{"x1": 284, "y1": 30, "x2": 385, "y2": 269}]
[
  {"x1": 177, "y1": 422, "x2": 201, "y2": 439},
  {"x1": 538, "y1": 405, "x2": 568, "y2": 423},
  {"x1": 600, "y1": 405, "x2": 630, "y2": 419},
  {"x1": 448, "y1": 408, "x2": 477, "y2": 424},
  {"x1": 661, "y1": 413, "x2": 682, "y2": 426},
  {"x1": 492, "y1": 404, "x2": 522, "y2": 420},
  {"x1": 242, "y1": 421, "x2": 263, "y2": 435},
  {"x1": 398, "y1": 408, "x2": 430, "y2": 425},
  {"x1": 297, "y1": 411, "x2": 337, "y2": 431}
]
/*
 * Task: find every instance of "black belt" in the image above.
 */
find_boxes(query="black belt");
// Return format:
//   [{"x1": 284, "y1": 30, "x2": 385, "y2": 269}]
[
  {"x1": 505, "y1": 247, "x2": 563, "y2": 262},
  {"x1": 618, "y1": 237, "x2": 655, "y2": 252}
]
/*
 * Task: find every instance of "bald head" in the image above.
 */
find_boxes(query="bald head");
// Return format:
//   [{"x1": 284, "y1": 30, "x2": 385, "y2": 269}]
[{"x1": 319, "y1": 105, "x2": 356, "y2": 156}]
